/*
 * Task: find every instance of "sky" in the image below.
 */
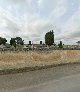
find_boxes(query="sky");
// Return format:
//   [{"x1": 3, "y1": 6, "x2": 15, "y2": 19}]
[{"x1": 0, "y1": 0, "x2": 80, "y2": 44}]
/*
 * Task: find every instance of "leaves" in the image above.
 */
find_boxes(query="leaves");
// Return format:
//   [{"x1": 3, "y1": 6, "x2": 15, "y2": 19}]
[
  {"x1": 0, "y1": 37, "x2": 7, "y2": 45},
  {"x1": 45, "y1": 30, "x2": 54, "y2": 46}
]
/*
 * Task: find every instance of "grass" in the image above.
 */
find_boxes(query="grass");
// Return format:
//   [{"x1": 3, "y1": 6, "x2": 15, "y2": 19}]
[{"x1": 0, "y1": 50, "x2": 80, "y2": 71}]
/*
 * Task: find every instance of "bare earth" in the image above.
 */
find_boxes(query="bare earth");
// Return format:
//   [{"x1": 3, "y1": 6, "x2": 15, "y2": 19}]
[{"x1": 0, "y1": 50, "x2": 80, "y2": 70}]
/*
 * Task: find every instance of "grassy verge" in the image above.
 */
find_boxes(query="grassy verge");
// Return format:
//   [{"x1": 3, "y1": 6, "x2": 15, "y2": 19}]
[
  {"x1": 0, "y1": 50, "x2": 80, "y2": 74},
  {"x1": 0, "y1": 62, "x2": 80, "y2": 75}
]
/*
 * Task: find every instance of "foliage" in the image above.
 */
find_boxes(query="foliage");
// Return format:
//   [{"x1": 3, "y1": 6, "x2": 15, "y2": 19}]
[
  {"x1": 10, "y1": 38, "x2": 16, "y2": 48},
  {"x1": 16, "y1": 37, "x2": 24, "y2": 45},
  {"x1": 58, "y1": 41, "x2": 63, "y2": 48},
  {"x1": 5, "y1": 43, "x2": 11, "y2": 48},
  {"x1": 10, "y1": 37, "x2": 24, "y2": 48},
  {"x1": 45, "y1": 30, "x2": 54, "y2": 46},
  {"x1": 0, "y1": 37, "x2": 7, "y2": 45}
]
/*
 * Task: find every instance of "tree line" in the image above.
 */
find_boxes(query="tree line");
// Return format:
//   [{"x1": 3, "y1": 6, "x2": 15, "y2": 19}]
[
  {"x1": 0, "y1": 30, "x2": 63, "y2": 48},
  {"x1": 0, "y1": 37, "x2": 24, "y2": 48}
]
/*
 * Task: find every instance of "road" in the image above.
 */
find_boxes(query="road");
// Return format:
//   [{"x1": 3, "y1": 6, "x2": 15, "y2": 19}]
[{"x1": 0, "y1": 64, "x2": 80, "y2": 92}]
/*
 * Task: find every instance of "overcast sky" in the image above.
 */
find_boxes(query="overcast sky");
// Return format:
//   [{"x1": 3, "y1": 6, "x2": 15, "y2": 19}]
[{"x1": 0, "y1": 0, "x2": 80, "y2": 44}]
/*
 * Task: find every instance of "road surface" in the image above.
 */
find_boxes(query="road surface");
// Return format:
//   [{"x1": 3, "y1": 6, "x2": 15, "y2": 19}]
[{"x1": 0, "y1": 64, "x2": 80, "y2": 92}]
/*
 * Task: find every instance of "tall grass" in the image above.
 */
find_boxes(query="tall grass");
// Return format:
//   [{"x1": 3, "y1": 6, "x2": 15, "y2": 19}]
[{"x1": 0, "y1": 50, "x2": 80, "y2": 69}]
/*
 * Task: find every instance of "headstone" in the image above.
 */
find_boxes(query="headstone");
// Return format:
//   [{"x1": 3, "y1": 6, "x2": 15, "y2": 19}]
[
  {"x1": 40, "y1": 41, "x2": 42, "y2": 44},
  {"x1": 29, "y1": 41, "x2": 31, "y2": 45}
]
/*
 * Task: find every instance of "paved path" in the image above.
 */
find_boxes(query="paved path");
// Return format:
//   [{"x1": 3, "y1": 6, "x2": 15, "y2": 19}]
[{"x1": 0, "y1": 64, "x2": 80, "y2": 92}]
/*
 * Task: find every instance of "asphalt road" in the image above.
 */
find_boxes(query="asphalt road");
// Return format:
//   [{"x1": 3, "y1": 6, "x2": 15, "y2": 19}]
[{"x1": 0, "y1": 64, "x2": 80, "y2": 92}]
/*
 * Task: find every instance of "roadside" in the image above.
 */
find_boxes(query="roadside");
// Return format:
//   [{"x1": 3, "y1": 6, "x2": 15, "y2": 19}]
[
  {"x1": 0, "y1": 63, "x2": 80, "y2": 92},
  {"x1": 0, "y1": 50, "x2": 80, "y2": 75},
  {"x1": 0, "y1": 62, "x2": 80, "y2": 75}
]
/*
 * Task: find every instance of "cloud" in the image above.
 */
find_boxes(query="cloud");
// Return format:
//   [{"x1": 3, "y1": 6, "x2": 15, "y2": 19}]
[
  {"x1": 63, "y1": 8, "x2": 80, "y2": 38},
  {"x1": 19, "y1": 14, "x2": 54, "y2": 41},
  {"x1": 0, "y1": 0, "x2": 80, "y2": 44},
  {"x1": 0, "y1": 7, "x2": 53, "y2": 42},
  {"x1": 55, "y1": 8, "x2": 80, "y2": 44}
]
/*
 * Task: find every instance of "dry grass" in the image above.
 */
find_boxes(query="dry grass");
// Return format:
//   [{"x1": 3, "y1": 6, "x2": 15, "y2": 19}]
[{"x1": 0, "y1": 50, "x2": 80, "y2": 70}]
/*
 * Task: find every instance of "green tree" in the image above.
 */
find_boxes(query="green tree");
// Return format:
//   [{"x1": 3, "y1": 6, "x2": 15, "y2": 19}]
[
  {"x1": 0, "y1": 37, "x2": 7, "y2": 45},
  {"x1": 58, "y1": 41, "x2": 63, "y2": 48},
  {"x1": 10, "y1": 38, "x2": 16, "y2": 48},
  {"x1": 16, "y1": 37, "x2": 24, "y2": 45},
  {"x1": 45, "y1": 30, "x2": 54, "y2": 46},
  {"x1": 2, "y1": 38, "x2": 7, "y2": 45}
]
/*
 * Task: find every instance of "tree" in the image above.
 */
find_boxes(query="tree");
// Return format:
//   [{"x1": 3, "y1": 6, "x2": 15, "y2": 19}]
[
  {"x1": 45, "y1": 30, "x2": 54, "y2": 46},
  {"x1": 10, "y1": 38, "x2": 16, "y2": 48},
  {"x1": 10, "y1": 37, "x2": 24, "y2": 48},
  {"x1": 0, "y1": 37, "x2": 7, "y2": 45},
  {"x1": 16, "y1": 37, "x2": 24, "y2": 45},
  {"x1": 2, "y1": 38, "x2": 7, "y2": 45},
  {"x1": 58, "y1": 41, "x2": 63, "y2": 48}
]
